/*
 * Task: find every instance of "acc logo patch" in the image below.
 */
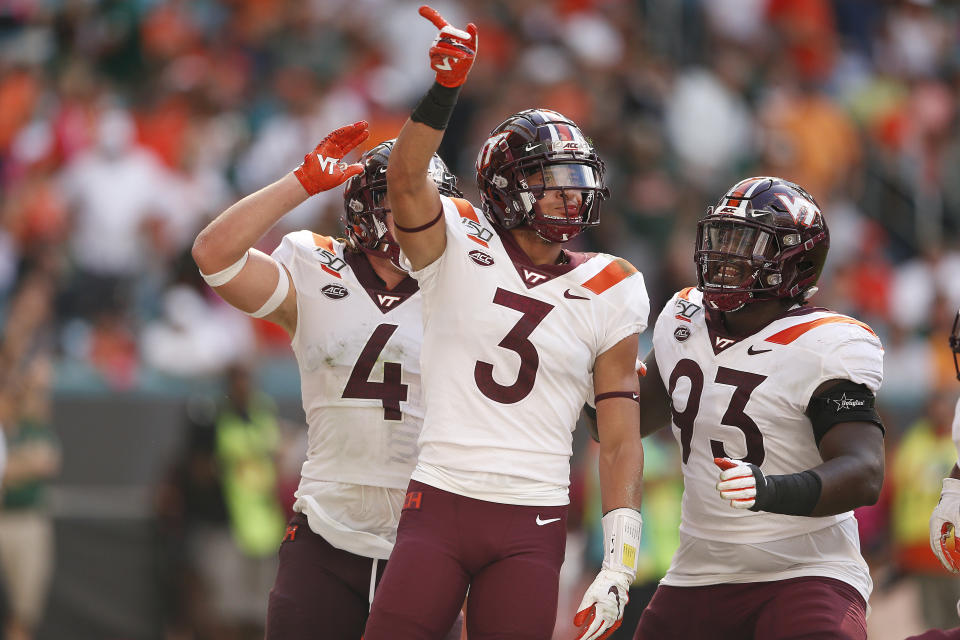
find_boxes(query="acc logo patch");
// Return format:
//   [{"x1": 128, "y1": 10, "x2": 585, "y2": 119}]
[
  {"x1": 674, "y1": 326, "x2": 691, "y2": 342},
  {"x1": 321, "y1": 283, "x2": 349, "y2": 300},
  {"x1": 469, "y1": 250, "x2": 495, "y2": 267}
]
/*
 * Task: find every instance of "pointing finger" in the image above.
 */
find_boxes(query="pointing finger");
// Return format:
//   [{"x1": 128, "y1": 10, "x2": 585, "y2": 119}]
[{"x1": 419, "y1": 5, "x2": 448, "y2": 30}]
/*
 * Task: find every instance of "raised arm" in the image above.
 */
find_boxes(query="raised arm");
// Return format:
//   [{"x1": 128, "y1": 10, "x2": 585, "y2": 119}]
[
  {"x1": 192, "y1": 122, "x2": 368, "y2": 335},
  {"x1": 574, "y1": 333, "x2": 644, "y2": 640},
  {"x1": 387, "y1": 6, "x2": 477, "y2": 270}
]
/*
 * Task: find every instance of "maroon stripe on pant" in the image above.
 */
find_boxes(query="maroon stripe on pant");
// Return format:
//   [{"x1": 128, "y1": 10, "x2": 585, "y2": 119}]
[
  {"x1": 634, "y1": 576, "x2": 867, "y2": 640},
  {"x1": 364, "y1": 480, "x2": 568, "y2": 640}
]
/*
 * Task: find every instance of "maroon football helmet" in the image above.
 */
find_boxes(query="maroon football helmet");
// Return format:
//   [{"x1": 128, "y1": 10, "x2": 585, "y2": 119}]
[
  {"x1": 343, "y1": 140, "x2": 461, "y2": 269},
  {"x1": 475, "y1": 108, "x2": 609, "y2": 243},
  {"x1": 695, "y1": 176, "x2": 829, "y2": 312}
]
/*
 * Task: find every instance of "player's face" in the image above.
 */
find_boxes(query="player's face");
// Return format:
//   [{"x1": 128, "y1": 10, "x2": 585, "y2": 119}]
[
  {"x1": 700, "y1": 220, "x2": 776, "y2": 289},
  {"x1": 524, "y1": 165, "x2": 596, "y2": 221}
]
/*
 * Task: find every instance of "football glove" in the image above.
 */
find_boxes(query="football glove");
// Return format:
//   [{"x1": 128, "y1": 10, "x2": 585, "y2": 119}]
[
  {"x1": 293, "y1": 121, "x2": 369, "y2": 196},
  {"x1": 715, "y1": 457, "x2": 763, "y2": 509},
  {"x1": 574, "y1": 569, "x2": 632, "y2": 640},
  {"x1": 574, "y1": 508, "x2": 641, "y2": 640},
  {"x1": 418, "y1": 5, "x2": 478, "y2": 88},
  {"x1": 930, "y1": 477, "x2": 960, "y2": 573}
]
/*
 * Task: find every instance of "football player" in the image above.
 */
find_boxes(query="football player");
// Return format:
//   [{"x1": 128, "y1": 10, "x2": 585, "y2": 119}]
[
  {"x1": 930, "y1": 306, "x2": 960, "y2": 574},
  {"x1": 191, "y1": 125, "x2": 464, "y2": 640},
  {"x1": 630, "y1": 177, "x2": 884, "y2": 640},
  {"x1": 362, "y1": 6, "x2": 649, "y2": 640}
]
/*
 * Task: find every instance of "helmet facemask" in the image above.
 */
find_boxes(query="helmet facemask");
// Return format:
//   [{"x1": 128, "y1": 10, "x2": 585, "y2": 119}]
[
  {"x1": 344, "y1": 183, "x2": 403, "y2": 269},
  {"x1": 696, "y1": 177, "x2": 829, "y2": 313},
  {"x1": 696, "y1": 215, "x2": 780, "y2": 312},
  {"x1": 477, "y1": 109, "x2": 609, "y2": 244},
  {"x1": 514, "y1": 161, "x2": 604, "y2": 243}
]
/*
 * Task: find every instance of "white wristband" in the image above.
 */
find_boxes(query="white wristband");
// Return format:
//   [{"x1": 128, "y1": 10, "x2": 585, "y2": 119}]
[
  {"x1": 199, "y1": 251, "x2": 249, "y2": 287},
  {"x1": 249, "y1": 260, "x2": 290, "y2": 318},
  {"x1": 601, "y1": 508, "x2": 642, "y2": 578}
]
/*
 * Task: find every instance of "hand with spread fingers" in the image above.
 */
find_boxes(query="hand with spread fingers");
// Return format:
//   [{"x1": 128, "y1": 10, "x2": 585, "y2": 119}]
[
  {"x1": 293, "y1": 120, "x2": 370, "y2": 196},
  {"x1": 418, "y1": 5, "x2": 478, "y2": 88},
  {"x1": 930, "y1": 477, "x2": 960, "y2": 573}
]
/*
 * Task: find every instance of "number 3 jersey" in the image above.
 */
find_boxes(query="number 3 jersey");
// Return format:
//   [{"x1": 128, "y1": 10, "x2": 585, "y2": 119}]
[
  {"x1": 652, "y1": 287, "x2": 883, "y2": 597},
  {"x1": 272, "y1": 231, "x2": 424, "y2": 559},
  {"x1": 406, "y1": 196, "x2": 649, "y2": 506}
]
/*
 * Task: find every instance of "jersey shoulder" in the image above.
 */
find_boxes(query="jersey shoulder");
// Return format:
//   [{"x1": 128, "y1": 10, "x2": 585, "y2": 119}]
[
  {"x1": 763, "y1": 309, "x2": 884, "y2": 392},
  {"x1": 577, "y1": 253, "x2": 644, "y2": 296},
  {"x1": 440, "y1": 195, "x2": 495, "y2": 242},
  {"x1": 655, "y1": 286, "x2": 704, "y2": 332},
  {"x1": 764, "y1": 309, "x2": 882, "y2": 351},
  {"x1": 272, "y1": 230, "x2": 349, "y2": 282}
]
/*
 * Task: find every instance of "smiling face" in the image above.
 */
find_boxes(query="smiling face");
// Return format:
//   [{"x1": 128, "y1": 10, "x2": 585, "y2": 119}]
[{"x1": 700, "y1": 219, "x2": 776, "y2": 289}]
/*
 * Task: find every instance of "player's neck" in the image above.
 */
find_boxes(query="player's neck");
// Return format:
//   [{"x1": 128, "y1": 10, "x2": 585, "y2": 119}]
[
  {"x1": 368, "y1": 255, "x2": 408, "y2": 290},
  {"x1": 508, "y1": 227, "x2": 564, "y2": 266},
  {"x1": 720, "y1": 298, "x2": 795, "y2": 337}
]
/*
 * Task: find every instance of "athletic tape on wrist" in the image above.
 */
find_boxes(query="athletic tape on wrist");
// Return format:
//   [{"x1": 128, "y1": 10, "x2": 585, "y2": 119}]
[
  {"x1": 249, "y1": 260, "x2": 290, "y2": 318},
  {"x1": 199, "y1": 251, "x2": 249, "y2": 287},
  {"x1": 411, "y1": 82, "x2": 461, "y2": 131},
  {"x1": 601, "y1": 508, "x2": 642, "y2": 578},
  {"x1": 752, "y1": 469, "x2": 822, "y2": 516}
]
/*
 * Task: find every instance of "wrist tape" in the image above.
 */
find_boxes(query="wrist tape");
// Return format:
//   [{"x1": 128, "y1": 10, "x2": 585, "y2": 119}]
[
  {"x1": 411, "y1": 82, "x2": 461, "y2": 131},
  {"x1": 751, "y1": 469, "x2": 822, "y2": 516},
  {"x1": 601, "y1": 508, "x2": 642, "y2": 578},
  {"x1": 199, "y1": 251, "x2": 249, "y2": 287}
]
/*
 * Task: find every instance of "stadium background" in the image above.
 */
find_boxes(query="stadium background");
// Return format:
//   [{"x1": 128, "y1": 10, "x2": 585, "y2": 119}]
[{"x1": 1, "y1": 0, "x2": 960, "y2": 638}]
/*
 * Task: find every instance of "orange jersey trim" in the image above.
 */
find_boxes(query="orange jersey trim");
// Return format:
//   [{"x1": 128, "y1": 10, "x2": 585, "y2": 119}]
[
  {"x1": 451, "y1": 198, "x2": 478, "y2": 222},
  {"x1": 311, "y1": 234, "x2": 342, "y2": 278},
  {"x1": 678, "y1": 286, "x2": 694, "y2": 300},
  {"x1": 582, "y1": 258, "x2": 638, "y2": 295},
  {"x1": 312, "y1": 233, "x2": 334, "y2": 252},
  {"x1": 765, "y1": 316, "x2": 877, "y2": 345}
]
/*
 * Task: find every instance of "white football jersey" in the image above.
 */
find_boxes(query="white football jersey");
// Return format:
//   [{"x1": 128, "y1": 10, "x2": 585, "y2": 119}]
[
  {"x1": 653, "y1": 287, "x2": 883, "y2": 598},
  {"x1": 272, "y1": 232, "x2": 424, "y2": 559},
  {"x1": 406, "y1": 196, "x2": 649, "y2": 506}
]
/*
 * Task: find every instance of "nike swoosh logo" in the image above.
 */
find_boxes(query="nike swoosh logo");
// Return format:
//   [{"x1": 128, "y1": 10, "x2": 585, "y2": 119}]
[
  {"x1": 535, "y1": 516, "x2": 561, "y2": 526},
  {"x1": 564, "y1": 289, "x2": 589, "y2": 300},
  {"x1": 747, "y1": 346, "x2": 772, "y2": 355}
]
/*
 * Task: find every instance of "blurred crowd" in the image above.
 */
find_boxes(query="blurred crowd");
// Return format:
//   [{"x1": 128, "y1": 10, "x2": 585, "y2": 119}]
[{"x1": 1, "y1": 0, "x2": 960, "y2": 638}]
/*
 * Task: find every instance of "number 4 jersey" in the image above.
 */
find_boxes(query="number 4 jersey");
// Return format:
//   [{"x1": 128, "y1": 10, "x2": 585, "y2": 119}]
[
  {"x1": 272, "y1": 231, "x2": 424, "y2": 559},
  {"x1": 406, "y1": 196, "x2": 649, "y2": 506}
]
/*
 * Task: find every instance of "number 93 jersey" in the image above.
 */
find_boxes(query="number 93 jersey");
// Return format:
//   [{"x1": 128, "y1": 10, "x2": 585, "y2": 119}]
[
  {"x1": 272, "y1": 231, "x2": 424, "y2": 490},
  {"x1": 652, "y1": 287, "x2": 884, "y2": 543},
  {"x1": 405, "y1": 196, "x2": 649, "y2": 506}
]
